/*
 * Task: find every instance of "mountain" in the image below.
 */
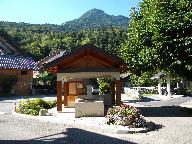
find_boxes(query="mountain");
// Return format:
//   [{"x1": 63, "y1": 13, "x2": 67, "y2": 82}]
[
  {"x1": 62, "y1": 9, "x2": 129, "y2": 31},
  {"x1": 0, "y1": 9, "x2": 129, "y2": 34}
]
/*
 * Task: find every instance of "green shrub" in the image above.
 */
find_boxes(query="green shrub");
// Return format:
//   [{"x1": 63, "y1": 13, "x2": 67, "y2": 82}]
[
  {"x1": 16, "y1": 98, "x2": 56, "y2": 116},
  {"x1": 141, "y1": 88, "x2": 158, "y2": 95},
  {"x1": 106, "y1": 104, "x2": 146, "y2": 127},
  {"x1": 97, "y1": 78, "x2": 111, "y2": 95}
]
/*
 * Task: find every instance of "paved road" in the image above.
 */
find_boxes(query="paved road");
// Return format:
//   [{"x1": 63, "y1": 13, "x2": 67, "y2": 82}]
[
  {"x1": 128, "y1": 96, "x2": 192, "y2": 144},
  {"x1": 0, "y1": 96, "x2": 192, "y2": 144},
  {"x1": 0, "y1": 114, "x2": 135, "y2": 144},
  {"x1": 0, "y1": 96, "x2": 132, "y2": 144}
]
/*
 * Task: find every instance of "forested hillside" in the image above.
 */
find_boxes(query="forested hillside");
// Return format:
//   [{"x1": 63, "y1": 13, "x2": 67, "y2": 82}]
[
  {"x1": 0, "y1": 21, "x2": 126, "y2": 61},
  {"x1": 0, "y1": 9, "x2": 128, "y2": 61}
]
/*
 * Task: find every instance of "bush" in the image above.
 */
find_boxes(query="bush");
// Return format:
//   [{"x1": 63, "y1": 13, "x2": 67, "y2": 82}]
[
  {"x1": 141, "y1": 88, "x2": 158, "y2": 95},
  {"x1": 97, "y1": 78, "x2": 111, "y2": 95},
  {"x1": 16, "y1": 98, "x2": 56, "y2": 116},
  {"x1": 129, "y1": 73, "x2": 158, "y2": 87},
  {"x1": 106, "y1": 104, "x2": 147, "y2": 127}
]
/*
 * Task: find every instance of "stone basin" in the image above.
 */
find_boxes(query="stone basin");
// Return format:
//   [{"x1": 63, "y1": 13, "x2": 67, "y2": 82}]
[{"x1": 75, "y1": 97, "x2": 104, "y2": 118}]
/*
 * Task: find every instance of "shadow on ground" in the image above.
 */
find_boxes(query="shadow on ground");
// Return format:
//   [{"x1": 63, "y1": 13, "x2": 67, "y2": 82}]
[
  {"x1": 123, "y1": 96, "x2": 160, "y2": 104},
  {"x1": 0, "y1": 128, "x2": 136, "y2": 144},
  {"x1": 140, "y1": 96, "x2": 161, "y2": 102},
  {"x1": 0, "y1": 95, "x2": 56, "y2": 101},
  {"x1": 140, "y1": 106, "x2": 192, "y2": 117}
]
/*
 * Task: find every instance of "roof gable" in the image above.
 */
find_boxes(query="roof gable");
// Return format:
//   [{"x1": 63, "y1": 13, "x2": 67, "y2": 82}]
[{"x1": 41, "y1": 45, "x2": 126, "y2": 73}]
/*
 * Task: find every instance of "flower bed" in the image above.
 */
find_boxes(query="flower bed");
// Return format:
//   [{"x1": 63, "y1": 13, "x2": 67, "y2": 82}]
[
  {"x1": 16, "y1": 98, "x2": 56, "y2": 116},
  {"x1": 106, "y1": 104, "x2": 147, "y2": 127}
]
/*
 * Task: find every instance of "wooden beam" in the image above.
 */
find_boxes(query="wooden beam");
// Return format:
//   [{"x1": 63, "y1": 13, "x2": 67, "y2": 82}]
[
  {"x1": 57, "y1": 68, "x2": 119, "y2": 73},
  {"x1": 59, "y1": 51, "x2": 86, "y2": 67},
  {"x1": 64, "y1": 82, "x2": 69, "y2": 106},
  {"x1": 115, "y1": 80, "x2": 122, "y2": 106},
  {"x1": 57, "y1": 81, "x2": 62, "y2": 111},
  {"x1": 63, "y1": 54, "x2": 86, "y2": 67},
  {"x1": 87, "y1": 48, "x2": 90, "y2": 54},
  {"x1": 111, "y1": 81, "x2": 115, "y2": 105},
  {"x1": 89, "y1": 55, "x2": 112, "y2": 67}
]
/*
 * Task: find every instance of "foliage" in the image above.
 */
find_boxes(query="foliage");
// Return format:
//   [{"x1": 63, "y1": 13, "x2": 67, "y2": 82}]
[
  {"x1": 141, "y1": 89, "x2": 158, "y2": 95},
  {"x1": 16, "y1": 98, "x2": 56, "y2": 116},
  {"x1": 106, "y1": 104, "x2": 146, "y2": 127},
  {"x1": 128, "y1": 72, "x2": 158, "y2": 87},
  {"x1": 33, "y1": 71, "x2": 54, "y2": 87},
  {"x1": 120, "y1": 0, "x2": 192, "y2": 80},
  {"x1": 0, "y1": 75, "x2": 18, "y2": 95},
  {"x1": 97, "y1": 78, "x2": 111, "y2": 95},
  {"x1": 0, "y1": 21, "x2": 126, "y2": 61},
  {"x1": 33, "y1": 72, "x2": 56, "y2": 94}
]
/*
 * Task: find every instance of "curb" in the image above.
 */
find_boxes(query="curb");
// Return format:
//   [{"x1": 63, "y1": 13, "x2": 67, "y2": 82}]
[
  {"x1": 116, "y1": 125, "x2": 154, "y2": 134},
  {"x1": 104, "y1": 121, "x2": 154, "y2": 134},
  {"x1": 12, "y1": 111, "x2": 154, "y2": 134}
]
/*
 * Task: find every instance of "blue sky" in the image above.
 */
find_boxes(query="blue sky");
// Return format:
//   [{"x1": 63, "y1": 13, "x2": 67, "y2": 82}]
[{"x1": 0, "y1": 0, "x2": 141, "y2": 25}]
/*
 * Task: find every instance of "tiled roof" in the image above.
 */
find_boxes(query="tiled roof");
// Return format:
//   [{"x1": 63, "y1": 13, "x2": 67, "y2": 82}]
[
  {"x1": 44, "y1": 50, "x2": 66, "y2": 64},
  {"x1": 38, "y1": 50, "x2": 68, "y2": 69},
  {"x1": 0, "y1": 55, "x2": 38, "y2": 70}
]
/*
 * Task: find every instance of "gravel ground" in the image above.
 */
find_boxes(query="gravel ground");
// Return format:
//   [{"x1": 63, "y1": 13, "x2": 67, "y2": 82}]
[
  {"x1": 0, "y1": 96, "x2": 132, "y2": 144},
  {"x1": 0, "y1": 95, "x2": 192, "y2": 144},
  {"x1": 0, "y1": 114, "x2": 133, "y2": 144},
  {"x1": 128, "y1": 96, "x2": 192, "y2": 144}
]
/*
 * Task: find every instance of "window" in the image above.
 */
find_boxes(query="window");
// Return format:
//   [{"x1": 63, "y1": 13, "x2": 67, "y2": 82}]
[
  {"x1": 21, "y1": 71, "x2": 28, "y2": 75},
  {"x1": 0, "y1": 51, "x2": 4, "y2": 55},
  {"x1": 0, "y1": 48, "x2": 5, "y2": 55},
  {"x1": 69, "y1": 82, "x2": 77, "y2": 95},
  {"x1": 68, "y1": 82, "x2": 84, "y2": 95}
]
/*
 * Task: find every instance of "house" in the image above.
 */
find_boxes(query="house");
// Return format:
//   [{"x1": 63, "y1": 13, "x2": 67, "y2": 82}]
[{"x1": 0, "y1": 36, "x2": 38, "y2": 95}]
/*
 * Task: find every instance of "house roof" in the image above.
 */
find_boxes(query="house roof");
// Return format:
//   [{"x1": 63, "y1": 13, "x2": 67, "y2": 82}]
[
  {"x1": 39, "y1": 44, "x2": 126, "y2": 73},
  {"x1": 38, "y1": 50, "x2": 66, "y2": 68},
  {"x1": 0, "y1": 55, "x2": 38, "y2": 70}
]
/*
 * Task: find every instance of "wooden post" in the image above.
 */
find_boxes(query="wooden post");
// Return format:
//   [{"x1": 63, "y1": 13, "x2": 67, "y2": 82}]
[
  {"x1": 111, "y1": 81, "x2": 115, "y2": 105},
  {"x1": 57, "y1": 81, "x2": 62, "y2": 111},
  {"x1": 167, "y1": 78, "x2": 171, "y2": 97},
  {"x1": 115, "y1": 80, "x2": 121, "y2": 106},
  {"x1": 158, "y1": 79, "x2": 162, "y2": 95},
  {"x1": 64, "y1": 82, "x2": 69, "y2": 106}
]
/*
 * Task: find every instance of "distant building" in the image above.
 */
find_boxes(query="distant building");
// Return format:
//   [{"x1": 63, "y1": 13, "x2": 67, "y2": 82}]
[{"x1": 0, "y1": 36, "x2": 38, "y2": 95}]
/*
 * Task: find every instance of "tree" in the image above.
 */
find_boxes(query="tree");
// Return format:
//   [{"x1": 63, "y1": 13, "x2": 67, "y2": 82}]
[{"x1": 120, "y1": 0, "x2": 192, "y2": 80}]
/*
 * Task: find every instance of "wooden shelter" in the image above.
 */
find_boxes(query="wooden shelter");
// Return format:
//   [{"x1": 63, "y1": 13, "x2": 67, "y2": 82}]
[
  {"x1": 40, "y1": 45, "x2": 126, "y2": 111},
  {"x1": 0, "y1": 36, "x2": 38, "y2": 95}
]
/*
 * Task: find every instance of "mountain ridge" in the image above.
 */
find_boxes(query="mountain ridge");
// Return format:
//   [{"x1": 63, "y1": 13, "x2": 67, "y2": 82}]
[{"x1": 62, "y1": 8, "x2": 129, "y2": 31}]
